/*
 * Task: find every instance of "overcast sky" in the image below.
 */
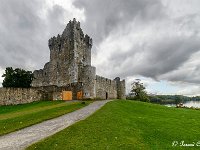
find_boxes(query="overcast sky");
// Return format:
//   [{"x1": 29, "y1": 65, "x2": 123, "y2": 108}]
[{"x1": 0, "y1": 0, "x2": 200, "y2": 96}]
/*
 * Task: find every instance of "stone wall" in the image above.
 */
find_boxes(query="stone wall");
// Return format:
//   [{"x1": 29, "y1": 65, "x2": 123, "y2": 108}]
[
  {"x1": 79, "y1": 65, "x2": 96, "y2": 99},
  {"x1": 36, "y1": 84, "x2": 83, "y2": 100},
  {"x1": 95, "y1": 75, "x2": 117, "y2": 99},
  {"x1": 0, "y1": 83, "x2": 85, "y2": 105},
  {"x1": 0, "y1": 77, "x2": 125, "y2": 105},
  {"x1": 0, "y1": 88, "x2": 44, "y2": 105}
]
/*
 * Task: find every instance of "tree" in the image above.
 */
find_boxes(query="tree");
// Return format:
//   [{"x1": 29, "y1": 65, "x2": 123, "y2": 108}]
[
  {"x1": 174, "y1": 95, "x2": 182, "y2": 104},
  {"x1": 2, "y1": 67, "x2": 34, "y2": 88},
  {"x1": 131, "y1": 79, "x2": 149, "y2": 102}
]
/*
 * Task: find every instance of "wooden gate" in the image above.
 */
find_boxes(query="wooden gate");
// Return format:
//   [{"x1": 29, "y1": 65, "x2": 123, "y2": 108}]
[
  {"x1": 77, "y1": 91, "x2": 83, "y2": 100},
  {"x1": 62, "y1": 91, "x2": 72, "y2": 100}
]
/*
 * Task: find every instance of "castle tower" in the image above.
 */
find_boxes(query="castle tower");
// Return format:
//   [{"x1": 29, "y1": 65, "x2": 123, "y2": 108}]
[
  {"x1": 114, "y1": 77, "x2": 126, "y2": 99},
  {"x1": 32, "y1": 18, "x2": 94, "y2": 87}
]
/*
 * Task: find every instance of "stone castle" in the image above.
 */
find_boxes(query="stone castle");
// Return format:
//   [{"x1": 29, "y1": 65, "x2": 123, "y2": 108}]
[
  {"x1": 32, "y1": 18, "x2": 126, "y2": 100},
  {"x1": 0, "y1": 18, "x2": 125, "y2": 105}
]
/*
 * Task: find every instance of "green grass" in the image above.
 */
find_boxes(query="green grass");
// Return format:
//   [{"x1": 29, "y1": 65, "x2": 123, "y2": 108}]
[
  {"x1": 0, "y1": 100, "x2": 90, "y2": 135},
  {"x1": 27, "y1": 100, "x2": 200, "y2": 150}
]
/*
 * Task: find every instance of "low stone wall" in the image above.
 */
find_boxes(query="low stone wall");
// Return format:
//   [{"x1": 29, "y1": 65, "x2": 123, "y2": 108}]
[
  {"x1": 95, "y1": 75, "x2": 118, "y2": 99},
  {"x1": 0, "y1": 88, "x2": 44, "y2": 105}
]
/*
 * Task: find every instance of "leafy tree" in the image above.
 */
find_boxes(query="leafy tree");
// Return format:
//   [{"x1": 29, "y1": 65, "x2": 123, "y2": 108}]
[
  {"x1": 174, "y1": 95, "x2": 182, "y2": 104},
  {"x1": 2, "y1": 67, "x2": 34, "y2": 88},
  {"x1": 131, "y1": 79, "x2": 149, "y2": 102}
]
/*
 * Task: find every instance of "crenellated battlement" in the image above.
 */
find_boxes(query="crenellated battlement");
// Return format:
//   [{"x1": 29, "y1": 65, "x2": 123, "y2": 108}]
[
  {"x1": 48, "y1": 35, "x2": 62, "y2": 51},
  {"x1": 48, "y1": 18, "x2": 92, "y2": 50}
]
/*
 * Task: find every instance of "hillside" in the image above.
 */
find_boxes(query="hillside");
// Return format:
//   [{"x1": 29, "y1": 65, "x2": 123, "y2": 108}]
[{"x1": 27, "y1": 100, "x2": 200, "y2": 149}]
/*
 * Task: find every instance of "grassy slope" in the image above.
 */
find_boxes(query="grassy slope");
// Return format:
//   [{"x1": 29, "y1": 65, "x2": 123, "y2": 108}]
[
  {"x1": 27, "y1": 100, "x2": 200, "y2": 150},
  {"x1": 0, "y1": 101, "x2": 89, "y2": 135}
]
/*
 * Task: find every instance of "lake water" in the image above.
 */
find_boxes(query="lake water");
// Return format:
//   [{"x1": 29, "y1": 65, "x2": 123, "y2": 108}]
[{"x1": 165, "y1": 101, "x2": 200, "y2": 108}]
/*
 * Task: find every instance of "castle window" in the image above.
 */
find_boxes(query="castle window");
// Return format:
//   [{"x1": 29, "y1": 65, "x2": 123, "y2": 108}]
[{"x1": 58, "y1": 44, "x2": 61, "y2": 51}]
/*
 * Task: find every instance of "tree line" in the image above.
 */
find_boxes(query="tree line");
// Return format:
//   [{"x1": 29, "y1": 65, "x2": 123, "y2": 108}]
[
  {"x1": 127, "y1": 79, "x2": 200, "y2": 104},
  {"x1": 149, "y1": 95, "x2": 200, "y2": 104}
]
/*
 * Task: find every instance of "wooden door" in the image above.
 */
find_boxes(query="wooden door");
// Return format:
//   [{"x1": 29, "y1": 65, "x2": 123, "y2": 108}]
[
  {"x1": 77, "y1": 91, "x2": 83, "y2": 100},
  {"x1": 62, "y1": 91, "x2": 72, "y2": 100}
]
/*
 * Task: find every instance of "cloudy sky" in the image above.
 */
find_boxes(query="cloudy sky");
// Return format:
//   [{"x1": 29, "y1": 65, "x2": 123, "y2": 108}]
[{"x1": 0, "y1": 0, "x2": 200, "y2": 96}]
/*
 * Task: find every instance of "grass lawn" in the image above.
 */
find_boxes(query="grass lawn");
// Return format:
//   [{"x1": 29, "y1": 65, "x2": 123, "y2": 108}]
[
  {"x1": 0, "y1": 100, "x2": 90, "y2": 135},
  {"x1": 27, "y1": 100, "x2": 200, "y2": 150}
]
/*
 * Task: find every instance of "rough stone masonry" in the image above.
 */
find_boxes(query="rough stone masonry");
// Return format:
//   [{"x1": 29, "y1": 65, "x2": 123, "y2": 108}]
[
  {"x1": 32, "y1": 18, "x2": 126, "y2": 100},
  {"x1": 0, "y1": 18, "x2": 126, "y2": 105}
]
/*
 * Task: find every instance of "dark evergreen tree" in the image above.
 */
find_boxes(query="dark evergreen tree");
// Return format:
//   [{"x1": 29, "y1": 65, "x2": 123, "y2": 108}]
[{"x1": 2, "y1": 67, "x2": 34, "y2": 88}]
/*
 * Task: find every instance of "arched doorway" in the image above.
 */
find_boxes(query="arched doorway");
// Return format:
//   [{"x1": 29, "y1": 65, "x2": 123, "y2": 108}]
[{"x1": 106, "y1": 92, "x2": 108, "y2": 100}]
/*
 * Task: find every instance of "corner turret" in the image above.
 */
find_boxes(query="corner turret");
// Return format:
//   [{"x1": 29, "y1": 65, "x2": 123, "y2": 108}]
[{"x1": 114, "y1": 77, "x2": 126, "y2": 99}]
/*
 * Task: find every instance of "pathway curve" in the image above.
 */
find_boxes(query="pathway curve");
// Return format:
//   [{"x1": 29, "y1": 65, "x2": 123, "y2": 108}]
[{"x1": 0, "y1": 100, "x2": 111, "y2": 150}]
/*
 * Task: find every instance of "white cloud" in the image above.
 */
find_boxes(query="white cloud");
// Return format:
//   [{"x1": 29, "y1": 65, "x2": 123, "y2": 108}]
[{"x1": 177, "y1": 84, "x2": 200, "y2": 96}]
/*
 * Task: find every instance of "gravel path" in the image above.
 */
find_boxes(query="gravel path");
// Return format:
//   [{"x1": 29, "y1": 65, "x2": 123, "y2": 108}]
[{"x1": 0, "y1": 100, "x2": 111, "y2": 150}]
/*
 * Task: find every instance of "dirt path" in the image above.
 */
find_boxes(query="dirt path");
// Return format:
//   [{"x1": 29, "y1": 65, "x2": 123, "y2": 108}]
[{"x1": 0, "y1": 100, "x2": 111, "y2": 150}]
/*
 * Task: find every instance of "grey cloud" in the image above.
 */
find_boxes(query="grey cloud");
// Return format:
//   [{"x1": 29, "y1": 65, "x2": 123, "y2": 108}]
[
  {"x1": 46, "y1": 5, "x2": 66, "y2": 37},
  {"x1": 140, "y1": 36, "x2": 200, "y2": 77},
  {"x1": 0, "y1": 0, "x2": 46, "y2": 70},
  {"x1": 74, "y1": 0, "x2": 200, "y2": 85},
  {"x1": 73, "y1": 0, "x2": 164, "y2": 44},
  {"x1": 107, "y1": 35, "x2": 200, "y2": 82},
  {"x1": 160, "y1": 56, "x2": 200, "y2": 84},
  {"x1": 0, "y1": 0, "x2": 66, "y2": 72}
]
